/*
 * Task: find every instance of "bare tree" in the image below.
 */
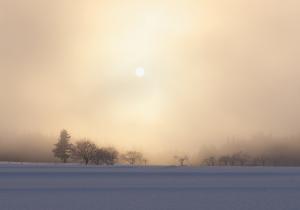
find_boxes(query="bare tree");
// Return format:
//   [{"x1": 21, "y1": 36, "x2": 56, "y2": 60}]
[
  {"x1": 253, "y1": 155, "x2": 267, "y2": 166},
  {"x1": 231, "y1": 152, "x2": 250, "y2": 166},
  {"x1": 71, "y1": 140, "x2": 97, "y2": 165},
  {"x1": 142, "y1": 158, "x2": 148, "y2": 167},
  {"x1": 218, "y1": 155, "x2": 231, "y2": 166},
  {"x1": 203, "y1": 156, "x2": 216, "y2": 166},
  {"x1": 52, "y1": 130, "x2": 72, "y2": 163},
  {"x1": 174, "y1": 155, "x2": 189, "y2": 166},
  {"x1": 93, "y1": 147, "x2": 119, "y2": 165},
  {"x1": 121, "y1": 151, "x2": 143, "y2": 165},
  {"x1": 104, "y1": 147, "x2": 119, "y2": 165}
]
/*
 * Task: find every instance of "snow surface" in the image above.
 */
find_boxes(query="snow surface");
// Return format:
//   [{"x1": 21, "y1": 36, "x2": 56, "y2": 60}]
[{"x1": 0, "y1": 163, "x2": 300, "y2": 210}]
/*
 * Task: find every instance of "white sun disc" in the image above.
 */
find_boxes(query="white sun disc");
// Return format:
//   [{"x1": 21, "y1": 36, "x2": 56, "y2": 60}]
[{"x1": 135, "y1": 67, "x2": 145, "y2": 77}]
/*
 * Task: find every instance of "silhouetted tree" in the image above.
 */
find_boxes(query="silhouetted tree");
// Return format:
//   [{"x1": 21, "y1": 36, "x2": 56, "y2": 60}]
[
  {"x1": 218, "y1": 155, "x2": 231, "y2": 166},
  {"x1": 142, "y1": 158, "x2": 148, "y2": 167},
  {"x1": 121, "y1": 151, "x2": 143, "y2": 165},
  {"x1": 71, "y1": 140, "x2": 97, "y2": 165},
  {"x1": 253, "y1": 155, "x2": 267, "y2": 166},
  {"x1": 174, "y1": 155, "x2": 189, "y2": 166},
  {"x1": 231, "y1": 152, "x2": 250, "y2": 166},
  {"x1": 203, "y1": 156, "x2": 216, "y2": 166},
  {"x1": 52, "y1": 130, "x2": 72, "y2": 163},
  {"x1": 93, "y1": 147, "x2": 119, "y2": 165}
]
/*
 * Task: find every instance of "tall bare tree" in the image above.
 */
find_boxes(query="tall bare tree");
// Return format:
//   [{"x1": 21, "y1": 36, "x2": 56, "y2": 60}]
[
  {"x1": 121, "y1": 151, "x2": 143, "y2": 165},
  {"x1": 71, "y1": 140, "x2": 97, "y2": 165},
  {"x1": 52, "y1": 130, "x2": 72, "y2": 163}
]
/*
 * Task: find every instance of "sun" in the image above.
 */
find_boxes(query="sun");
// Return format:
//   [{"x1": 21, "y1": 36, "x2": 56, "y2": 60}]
[{"x1": 135, "y1": 67, "x2": 145, "y2": 77}]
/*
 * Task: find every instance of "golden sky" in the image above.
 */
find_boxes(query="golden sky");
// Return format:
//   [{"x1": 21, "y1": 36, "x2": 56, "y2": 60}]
[{"x1": 0, "y1": 0, "x2": 300, "y2": 163}]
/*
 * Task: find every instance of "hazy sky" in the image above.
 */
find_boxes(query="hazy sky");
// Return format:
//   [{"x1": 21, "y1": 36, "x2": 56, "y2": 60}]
[{"x1": 0, "y1": 0, "x2": 300, "y2": 162}]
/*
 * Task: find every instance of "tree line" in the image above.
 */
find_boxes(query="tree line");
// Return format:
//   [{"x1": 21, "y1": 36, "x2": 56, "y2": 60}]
[
  {"x1": 200, "y1": 135, "x2": 300, "y2": 167},
  {"x1": 202, "y1": 151, "x2": 300, "y2": 167},
  {"x1": 53, "y1": 130, "x2": 300, "y2": 167},
  {"x1": 53, "y1": 130, "x2": 147, "y2": 166}
]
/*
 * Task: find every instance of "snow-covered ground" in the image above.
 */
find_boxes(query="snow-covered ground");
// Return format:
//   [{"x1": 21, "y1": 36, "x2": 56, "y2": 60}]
[{"x1": 0, "y1": 163, "x2": 300, "y2": 210}]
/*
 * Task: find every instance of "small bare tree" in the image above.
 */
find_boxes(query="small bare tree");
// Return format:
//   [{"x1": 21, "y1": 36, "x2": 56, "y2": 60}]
[
  {"x1": 253, "y1": 155, "x2": 267, "y2": 166},
  {"x1": 121, "y1": 151, "x2": 143, "y2": 165},
  {"x1": 174, "y1": 155, "x2": 189, "y2": 166},
  {"x1": 52, "y1": 130, "x2": 72, "y2": 163},
  {"x1": 231, "y1": 152, "x2": 250, "y2": 166},
  {"x1": 203, "y1": 156, "x2": 216, "y2": 166},
  {"x1": 142, "y1": 158, "x2": 148, "y2": 167},
  {"x1": 93, "y1": 147, "x2": 119, "y2": 165},
  {"x1": 71, "y1": 140, "x2": 97, "y2": 165},
  {"x1": 218, "y1": 155, "x2": 231, "y2": 166}
]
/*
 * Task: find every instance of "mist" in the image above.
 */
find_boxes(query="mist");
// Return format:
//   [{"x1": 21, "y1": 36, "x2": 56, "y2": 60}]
[{"x1": 0, "y1": 0, "x2": 300, "y2": 164}]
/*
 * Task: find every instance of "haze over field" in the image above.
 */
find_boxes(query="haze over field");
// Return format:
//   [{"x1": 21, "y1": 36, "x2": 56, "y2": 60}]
[{"x1": 0, "y1": 0, "x2": 300, "y2": 163}]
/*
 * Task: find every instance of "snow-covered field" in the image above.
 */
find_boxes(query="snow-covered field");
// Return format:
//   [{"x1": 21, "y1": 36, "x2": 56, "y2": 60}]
[{"x1": 0, "y1": 164, "x2": 300, "y2": 210}]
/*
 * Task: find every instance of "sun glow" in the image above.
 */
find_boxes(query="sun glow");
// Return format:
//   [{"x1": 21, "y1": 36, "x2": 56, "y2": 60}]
[{"x1": 135, "y1": 67, "x2": 145, "y2": 77}]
